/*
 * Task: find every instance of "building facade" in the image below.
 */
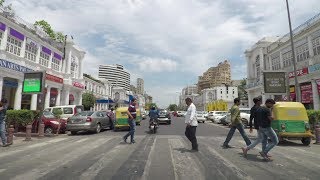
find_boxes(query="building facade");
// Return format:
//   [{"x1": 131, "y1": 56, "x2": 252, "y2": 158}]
[
  {"x1": 245, "y1": 13, "x2": 320, "y2": 110},
  {"x1": 197, "y1": 60, "x2": 231, "y2": 92},
  {"x1": 98, "y1": 64, "x2": 130, "y2": 91},
  {"x1": 137, "y1": 78, "x2": 144, "y2": 95},
  {"x1": 0, "y1": 11, "x2": 85, "y2": 110}
]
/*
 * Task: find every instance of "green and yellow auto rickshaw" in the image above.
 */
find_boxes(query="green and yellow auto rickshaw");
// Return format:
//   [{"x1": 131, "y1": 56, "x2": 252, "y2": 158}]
[
  {"x1": 272, "y1": 102, "x2": 313, "y2": 145},
  {"x1": 114, "y1": 107, "x2": 141, "y2": 131}
]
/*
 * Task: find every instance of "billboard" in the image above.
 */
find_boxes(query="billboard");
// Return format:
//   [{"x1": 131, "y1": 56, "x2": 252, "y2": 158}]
[
  {"x1": 263, "y1": 72, "x2": 286, "y2": 93},
  {"x1": 22, "y1": 71, "x2": 45, "y2": 94}
]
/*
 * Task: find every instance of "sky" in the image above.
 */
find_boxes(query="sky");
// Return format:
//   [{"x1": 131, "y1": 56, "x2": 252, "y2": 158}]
[{"x1": 10, "y1": 0, "x2": 320, "y2": 108}]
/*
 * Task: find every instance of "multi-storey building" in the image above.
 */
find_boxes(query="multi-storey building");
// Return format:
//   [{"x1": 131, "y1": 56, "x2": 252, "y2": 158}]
[
  {"x1": 137, "y1": 78, "x2": 144, "y2": 95},
  {"x1": 0, "y1": 9, "x2": 85, "y2": 110},
  {"x1": 245, "y1": 13, "x2": 320, "y2": 110},
  {"x1": 197, "y1": 60, "x2": 231, "y2": 92},
  {"x1": 178, "y1": 85, "x2": 198, "y2": 109},
  {"x1": 98, "y1": 64, "x2": 130, "y2": 91}
]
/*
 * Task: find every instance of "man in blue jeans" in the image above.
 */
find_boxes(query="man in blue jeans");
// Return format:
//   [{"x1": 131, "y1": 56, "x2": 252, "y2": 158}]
[
  {"x1": 0, "y1": 98, "x2": 11, "y2": 147},
  {"x1": 222, "y1": 98, "x2": 251, "y2": 148},
  {"x1": 123, "y1": 98, "x2": 137, "y2": 144}
]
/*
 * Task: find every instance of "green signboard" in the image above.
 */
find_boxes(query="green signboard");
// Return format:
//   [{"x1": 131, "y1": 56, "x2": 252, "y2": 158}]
[
  {"x1": 263, "y1": 72, "x2": 286, "y2": 93},
  {"x1": 22, "y1": 72, "x2": 44, "y2": 94}
]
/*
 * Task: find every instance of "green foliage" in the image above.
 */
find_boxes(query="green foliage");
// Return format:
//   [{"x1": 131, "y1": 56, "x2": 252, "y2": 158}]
[
  {"x1": 82, "y1": 92, "x2": 96, "y2": 110},
  {"x1": 34, "y1": 20, "x2": 65, "y2": 42},
  {"x1": 0, "y1": 0, "x2": 5, "y2": 7},
  {"x1": 307, "y1": 110, "x2": 320, "y2": 127},
  {"x1": 145, "y1": 103, "x2": 157, "y2": 110},
  {"x1": 52, "y1": 108, "x2": 63, "y2": 119},
  {"x1": 6, "y1": 110, "x2": 35, "y2": 127},
  {"x1": 168, "y1": 104, "x2": 178, "y2": 111}
]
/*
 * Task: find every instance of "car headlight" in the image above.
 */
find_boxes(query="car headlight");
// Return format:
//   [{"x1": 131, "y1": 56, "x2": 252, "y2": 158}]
[{"x1": 51, "y1": 121, "x2": 60, "y2": 125}]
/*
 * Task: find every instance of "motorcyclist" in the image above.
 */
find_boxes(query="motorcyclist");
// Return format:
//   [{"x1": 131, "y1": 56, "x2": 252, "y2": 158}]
[{"x1": 148, "y1": 106, "x2": 159, "y2": 128}]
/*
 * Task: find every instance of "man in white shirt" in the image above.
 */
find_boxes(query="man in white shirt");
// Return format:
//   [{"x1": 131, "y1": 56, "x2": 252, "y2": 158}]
[{"x1": 185, "y1": 98, "x2": 198, "y2": 151}]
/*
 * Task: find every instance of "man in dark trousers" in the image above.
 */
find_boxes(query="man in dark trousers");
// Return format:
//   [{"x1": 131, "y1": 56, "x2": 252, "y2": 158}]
[
  {"x1": 0, "y1": 98, "x2": 11, "y2": 147},
  {"x1": 222, "y1": 98, "x2": 251, "y2": 148},
  {"x1": 123, "y1": 98, "x2": 137, "y2": 144},
  {"x1": 185, "y1": 98, "x2": 198, "y2": 151}
]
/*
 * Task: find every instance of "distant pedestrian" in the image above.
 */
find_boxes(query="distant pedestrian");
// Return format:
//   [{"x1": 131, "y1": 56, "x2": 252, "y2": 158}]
[
  {"x1": 185, "y1": 98, "x2": 198, "y2": 151},
  {"x1": 222, "y1": 98, "x2": 251, "y2": 148},
  {"x1": 0, "y1": 98, "x2": 11, "y2": 147},
  {"x1": 256, "y1": 99, "x2": 278, "y2": 161},
  {"x1": 242, "y1": 97, "x2": 268, "y2": 156},
  {"x1": 123, "y1": 98, "x2": 137, "y2": 144},
  {"x1": 107, "y1": 108, "x2": 115, "y2": 130}
]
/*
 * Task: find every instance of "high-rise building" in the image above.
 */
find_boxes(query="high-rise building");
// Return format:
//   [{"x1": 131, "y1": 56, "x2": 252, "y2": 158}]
[
  {"x1": 98, "y1": 64, "x2": 130, "y2": 91},
  {"x1": 197, "y1": 60, "x2": 231, "y2": 92},
  {"x1": 130, "y1": 85, "x2": 137, "y2": 94},
  {"x1": 137, "y1": 78, "x2": 144, "y2": 95}
]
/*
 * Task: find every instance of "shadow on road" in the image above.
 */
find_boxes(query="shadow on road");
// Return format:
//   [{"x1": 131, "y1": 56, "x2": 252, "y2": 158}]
[
  {"x1": 237, "y1": 153, "x2": 264, "y2": 162},
  {"x1": 277, "y1": 140, "x2": 309, "y2": 147}
]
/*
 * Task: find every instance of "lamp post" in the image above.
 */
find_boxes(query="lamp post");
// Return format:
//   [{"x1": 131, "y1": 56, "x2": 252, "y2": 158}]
[{"x1": 285, "y1": 0, "x2": 301, "y2": 102}]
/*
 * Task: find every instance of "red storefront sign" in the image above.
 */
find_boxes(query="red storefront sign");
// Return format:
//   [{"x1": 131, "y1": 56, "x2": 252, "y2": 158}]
[
  {"x1": 73, "y1": 81, "x2": 84, "y2": 89},
  {"x1": 316, "y1": 79, "x2": 320, "y2": 94},
  {"x1": 46, "y1": 74, "x2": 63, "y2": 84},
  {"x1": 288, "y1": 67, "x2": 309, "y2": 78},
  {"x1": 300, "y1": 84, "x2": 313, "y2": 104}
]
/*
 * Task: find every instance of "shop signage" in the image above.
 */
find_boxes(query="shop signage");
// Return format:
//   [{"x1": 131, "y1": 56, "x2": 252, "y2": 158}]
[
  {"x1": 300, "y1": 84, "x2": 313, "y2": 104},
  {"x1": 288, "y1": 67, "x2": 309, "y2": 78},
  {"x1": 308, "y1": 63, "x2": 320, "y2": 73},
  {"x1": 289, "y1": 86, "x2": 296, "y2": 101},
  {"x1": 0, "y1": 59, "x2": 33, "y2": 72},
  {"x1": 316, "y1": 79, "x2": 320, "y2": 95},
  {"x1": 3, "y1": 80, "x2": 18, "y2": 88},
  {"x1": 73, "y1": 81, "x2": 84, "y2": 89},
  {"x1": 263, "y1": 72, "x2": 286, "y2": 93},
  {"x1": 45, "y1": 74, "x2": 63, "y2": 84},
  {"x1": 22, "y1": 71, "x2": 45, "y2": 94}
]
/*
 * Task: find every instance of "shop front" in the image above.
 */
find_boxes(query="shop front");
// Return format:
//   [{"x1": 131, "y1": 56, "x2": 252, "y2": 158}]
[{"x1": 300, "y1": 83, "x2": 313, "y2": 109}]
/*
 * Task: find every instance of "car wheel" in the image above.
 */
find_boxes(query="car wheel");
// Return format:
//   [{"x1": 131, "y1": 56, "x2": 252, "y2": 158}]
[
  {"x1": 45, "y1": 127, "x2": 54, "y2": 135},
  {"x1": 301, "y1": 137, "x2": 311, "y2": 146},
  {"x1": 203, "y1": 121, "x2": 205, "y2": 123},
  {"x1": 71, "y1": 131, "x2": 77, "y2": 135},
  {"x1": 95, "y1": 123, "x2": 101, "y2": 134}
]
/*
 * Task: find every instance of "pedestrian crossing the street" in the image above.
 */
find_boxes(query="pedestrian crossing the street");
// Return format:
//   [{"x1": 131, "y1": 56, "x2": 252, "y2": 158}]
[{"x1": 0, "y1": 135, "x2": 319, "y2": 180}]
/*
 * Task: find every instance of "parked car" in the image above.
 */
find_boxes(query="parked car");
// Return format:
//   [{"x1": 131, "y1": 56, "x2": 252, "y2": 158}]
[
  {"x1": 203, "y1": 111, "x2": 209, "y2": 118},
  {"x1": 45, "y1": 105, "x2": 84, "y2": 120},
  {"x1": 141, "y1": 111, "x2": 147, "y2": 120},
  {"x1": 157, "y1": 109, "x2": 171, "y2": 124},
  {"x1": 66, "y1": 111, "x2": 112, "y2": 135},
  {"x1": 177, "y1": 111, "x2": 185, "y2": 117},
  {"x1": 213, "y1": 112, "x2": 228, "y2": 124},
  {"x1": 32, "y1": 111, "x2": 67, "y2": 135},
  {"x1": 196, "y1": 111, "x2": 206, "y2": 123},
  {"x1": 220, "y1": 113, "x2": 230, "y2": 125},
  {"x1": 225, "y1": 108, "x2": 251, "y2": 127},
  {"x1": 207, "y1": 111, "x2": 228, "y2": 122}
]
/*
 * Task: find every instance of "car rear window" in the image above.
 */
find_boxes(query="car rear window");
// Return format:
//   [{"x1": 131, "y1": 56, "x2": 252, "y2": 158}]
[{"x1": 63, "y1": 108, "x2": 73, "y2": 114}]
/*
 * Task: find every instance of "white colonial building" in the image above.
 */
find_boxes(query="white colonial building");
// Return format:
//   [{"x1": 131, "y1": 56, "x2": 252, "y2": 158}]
[
  {"x1": 0, "y1": 10, "x2": 86, "y2": 110},
  {"x1": 245, "y1": 13, "x2": 320, "y2": 110}
]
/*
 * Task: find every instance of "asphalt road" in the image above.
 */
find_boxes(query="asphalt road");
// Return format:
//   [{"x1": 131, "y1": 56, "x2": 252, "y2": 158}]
[{"x1": 0, "y1": 116, "x2": 320, "y2": 180}]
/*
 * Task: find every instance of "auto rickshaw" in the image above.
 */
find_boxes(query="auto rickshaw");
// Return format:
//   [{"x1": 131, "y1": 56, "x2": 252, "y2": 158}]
[
  {"x1": 271, "y1": 102, "x2": 313, "y2": 145},
  {"x1": 114, "y1": 107, "x2": 141, "y2": 131}
]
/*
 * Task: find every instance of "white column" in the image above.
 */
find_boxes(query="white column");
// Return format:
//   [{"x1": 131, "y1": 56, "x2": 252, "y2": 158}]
[
  {"x1": 260, "y1": 48, "x2": 264, "y2": 70},
  {"x1": 20, "y1": 37, "x2": 26, "y2": 58},
  {"x1": 30, "y1": 94, "x2": 38, "y2": 110},
  {"x1": 64, "y1": 89, "x2": 70, "y2": 105},
  {"x1": 56, "y1": 88, "x2": 61, "y2": 106},
  {"x1": 279, "y1": 51, "x2": 284, "y2": 69},
  {"x1": 48, "y1": 53, "x2": 53, "y2": 69},
  {"x1": 44, "y1": 86, "x2": 51, "y2": 108},
  {"x1": 308, "y1": 36, "x2": 314, "y2": 58},
  {"x1": 67, "y1": 51, "x2": 72, "y2": 74},
  {"x1": 79, "y1": 58, "x2": 84, "y2": 79},
  {"x1": 312, "y1": 80, "x2": 320, "y2": 110},
  {"x1": 78, "y1": 92, "x2": 82, "y2": 105},
  {"x1": 35, "y1": 45, "x2": 41, "y2": 64},
  {"x1": 0, "y1": 76, "x2": 3, "y2": 99},
  {"x1": 0, "y1": 27, "x2": 8, "y2": 50},
  {"x1": 14, "y1": 80, "x2": 22, "y2": 110}
]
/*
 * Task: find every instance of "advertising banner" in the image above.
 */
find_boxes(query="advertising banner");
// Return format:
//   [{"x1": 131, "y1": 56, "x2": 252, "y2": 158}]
[
  {"x1": 263, "y1": 72, "x2": 286, "y2": 93},
  {"x1": 300, "y1": 84, "x2": 313, "y2": 104}
]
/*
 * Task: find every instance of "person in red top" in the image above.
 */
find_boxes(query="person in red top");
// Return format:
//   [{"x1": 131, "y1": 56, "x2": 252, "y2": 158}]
[{"x1": 123, "y1": 98, "x2": 137, "y2": 144}]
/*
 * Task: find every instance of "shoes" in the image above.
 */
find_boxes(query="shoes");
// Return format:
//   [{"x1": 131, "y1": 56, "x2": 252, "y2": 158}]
[
  {"x1": 191, "y1": 148, "x2": 199, "y2": 152},
  {"x1": 2, "y1": 143, "x2": 12, "y2": 147},
  {"x1": 222, "y1": 144, "x2": 233, "y2": 149},
  {"x1": 259, "y1": 151, "x2": 271, "y2": 161},
  {"x1": 130, "y1": 140, "x2": 135, "y2": 144},
  {"x1": 241, "y1": 147, "x2": 248, "y2": 157},
  {"x1": 123, "y1": 137, "x2": 127, "y2": 143}
]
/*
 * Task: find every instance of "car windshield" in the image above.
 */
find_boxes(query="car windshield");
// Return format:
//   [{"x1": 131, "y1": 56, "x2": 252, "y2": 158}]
[
  {"x1": 75, "y1": 111, "x2": 94, "y2": 116},
  {"x1": 43, "y1": 111, "x2": 55, "y2": 119}
]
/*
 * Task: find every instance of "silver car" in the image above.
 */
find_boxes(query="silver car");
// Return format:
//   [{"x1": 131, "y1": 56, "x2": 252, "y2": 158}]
[{"x1": 66, "y1": 111, "x2": 112, "y2": 135}]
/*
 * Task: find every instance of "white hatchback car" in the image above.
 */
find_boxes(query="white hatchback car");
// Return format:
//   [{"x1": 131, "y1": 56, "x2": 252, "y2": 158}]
[
  {"x1": 207, "y1": 111, "x2": 228, "y2": 122},
  {"x1": 196, "y1": 111, "x2": 206, "y2": 123},
  {"x1": 225, "y1": 108, "x2": 251, "y2": 127}
]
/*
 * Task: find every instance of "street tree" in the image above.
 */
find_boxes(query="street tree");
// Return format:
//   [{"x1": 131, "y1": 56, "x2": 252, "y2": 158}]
[
  {"x1": 34, "y1": 20, "x2": 66, "y2": 42},
  {"x1": 82, "y1": 93, "x2": 96, "y2": 111},
  {"x1": 168, "y1": 104, "x2": 178, "y2": 111}
]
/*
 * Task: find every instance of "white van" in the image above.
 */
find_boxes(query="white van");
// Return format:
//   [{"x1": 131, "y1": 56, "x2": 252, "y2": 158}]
[{"x1": 45, "y1": 105, "x2": 84, "y2": 120}]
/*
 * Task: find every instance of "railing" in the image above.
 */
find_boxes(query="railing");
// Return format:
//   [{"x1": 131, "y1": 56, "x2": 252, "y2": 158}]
[{"x1": 246, "y1": 81, "x2": 262, "y2": 89}]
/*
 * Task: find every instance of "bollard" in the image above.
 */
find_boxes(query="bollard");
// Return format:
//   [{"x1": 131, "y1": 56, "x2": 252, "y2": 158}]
[
  {"x1": 25, "y1": 124, "x2": 32, "y2": 141},
  {"x1": 38, "y1": 122, "x2": 45, "y2": 138},
  {"x1": 314, "y1": 125, "x2": 320, "y2": 145},
  {"x1": 7, "y1": 125, "x2": 14, "y2": 144}
]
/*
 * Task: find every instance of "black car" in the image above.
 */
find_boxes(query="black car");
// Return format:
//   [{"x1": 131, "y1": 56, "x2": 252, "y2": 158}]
[{"x1": 157, "y1": 109, "x2": 171, "y2": 125}]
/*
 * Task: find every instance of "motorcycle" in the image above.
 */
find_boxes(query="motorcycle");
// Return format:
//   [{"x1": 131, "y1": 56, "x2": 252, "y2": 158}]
[{"x1": 149, "y1": 119, "x2": 158, "y2": 134}]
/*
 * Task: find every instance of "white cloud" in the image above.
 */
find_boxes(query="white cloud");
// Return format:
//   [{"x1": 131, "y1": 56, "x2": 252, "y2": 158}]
[{"x1": 136, "y1": 58, "x2": 177, "y2": 73}]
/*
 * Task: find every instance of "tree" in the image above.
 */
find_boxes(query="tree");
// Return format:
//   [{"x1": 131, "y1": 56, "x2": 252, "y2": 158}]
[
  {"x1": 82, "y1": 93, "x2": 96, "y2": 111},
  {"x1": 168, "y1": 104, "x2": 178, "y2": 111},
  {"x1": 238, "y1": 79, "x2": 248, "y2": 100},
  {"x1": 0, "y1": 0, "x2": 5, "y2": 7},
  {"x1": 34, "y1": 20, "x2": 65, "y2": 42},
  {"x1": 145, "y1": 103, "x2": 158, "y2": 110}
]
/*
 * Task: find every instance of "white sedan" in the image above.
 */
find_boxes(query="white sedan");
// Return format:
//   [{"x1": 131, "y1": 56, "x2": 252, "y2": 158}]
[{"x1": 196, "y1": 111, "x2": 206, "y2": 123}]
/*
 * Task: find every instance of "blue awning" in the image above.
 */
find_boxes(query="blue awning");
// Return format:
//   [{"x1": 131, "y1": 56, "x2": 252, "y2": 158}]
[{"x1": 96, "y1": 99, "x2": 114, "y2": 103}]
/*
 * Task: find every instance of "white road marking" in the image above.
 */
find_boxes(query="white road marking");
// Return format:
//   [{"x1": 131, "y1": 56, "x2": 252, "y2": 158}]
[
  {"x1": 12, "y1": 138, "x2": 112, "y2": 180},
  {"x1": 47, "y1": 138, "x2": 68, "y2": 143},
  {"x1": 0, "y1": 169, "x2": 6, "y2": 173},
  {"x1": 141, "y1": 137, "x2": 157, "y2": 180},
  {"x1": 75, "y1": 138, "x2": 89, "y2": 143}
]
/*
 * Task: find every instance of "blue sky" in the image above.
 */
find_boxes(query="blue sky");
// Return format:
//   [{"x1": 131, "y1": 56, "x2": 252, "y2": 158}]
[{"x1": 11, "y1": 0, "x2": 320, "y2": 107}]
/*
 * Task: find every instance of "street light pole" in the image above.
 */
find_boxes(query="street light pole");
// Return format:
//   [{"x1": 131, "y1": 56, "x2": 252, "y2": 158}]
[{"x1": 285, "y1": 0, "x2": 301, "y2": 102}]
